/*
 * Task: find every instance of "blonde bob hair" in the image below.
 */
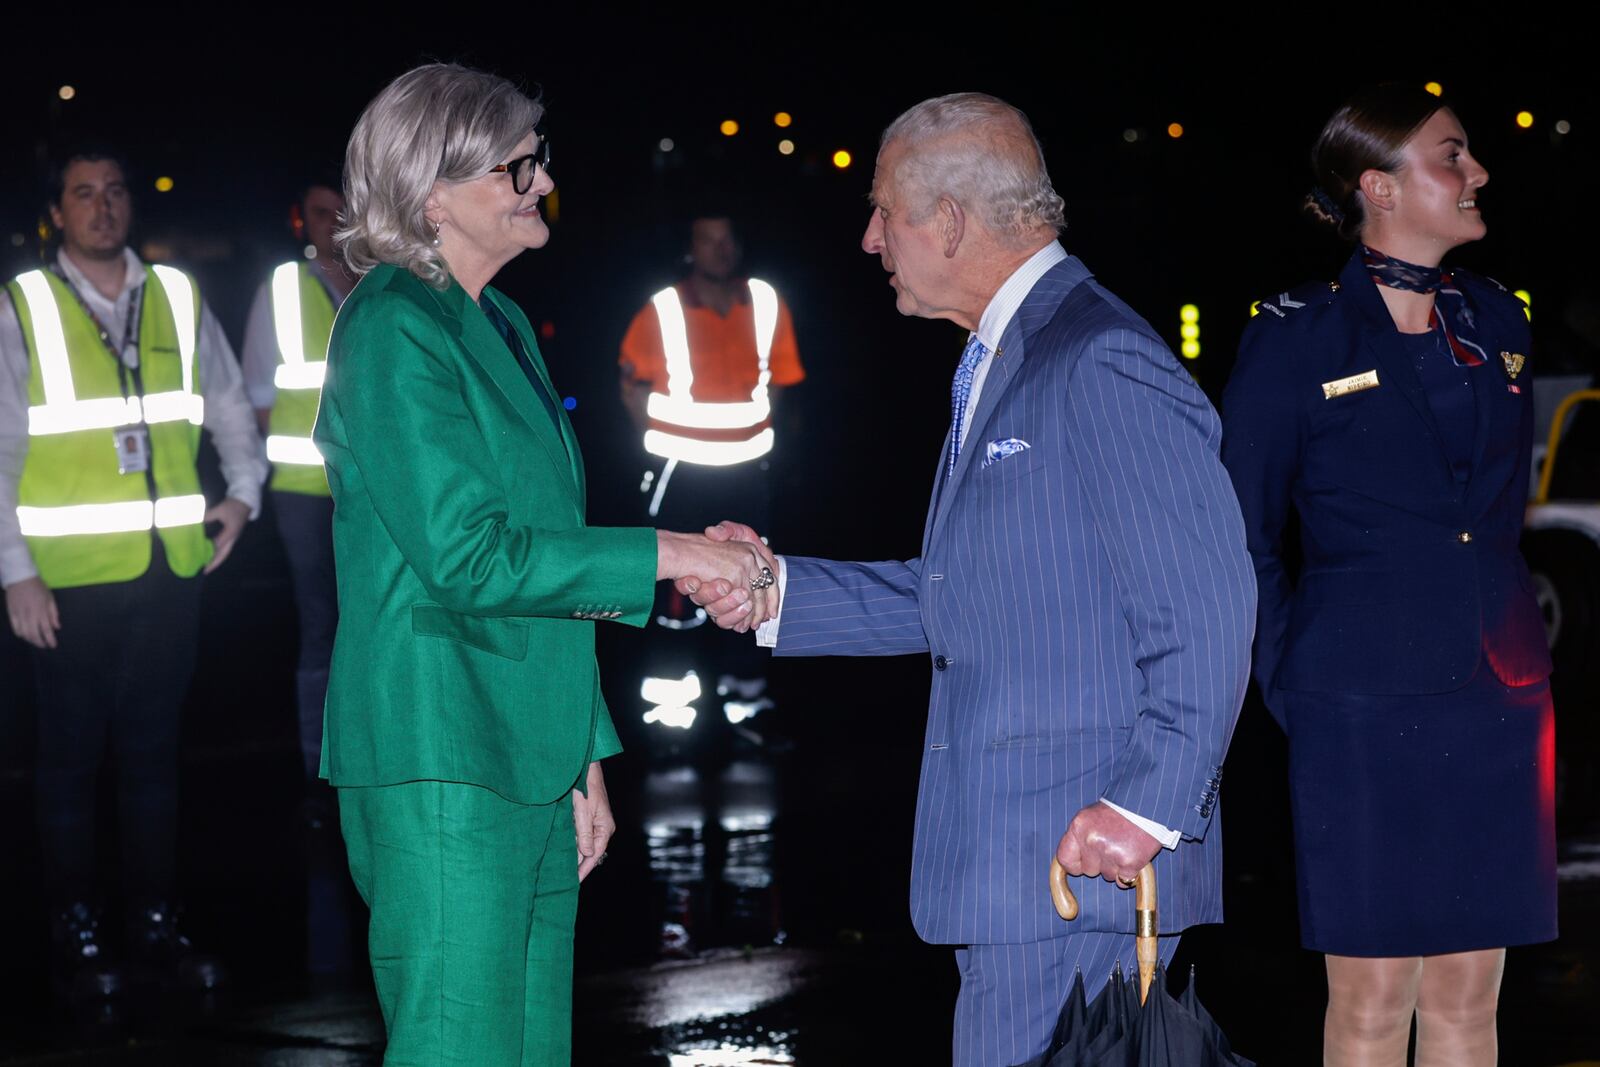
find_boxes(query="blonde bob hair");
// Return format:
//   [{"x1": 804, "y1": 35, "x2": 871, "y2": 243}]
[{"x1": 339, "y1": 63, "x2": 542, "y2": 289}]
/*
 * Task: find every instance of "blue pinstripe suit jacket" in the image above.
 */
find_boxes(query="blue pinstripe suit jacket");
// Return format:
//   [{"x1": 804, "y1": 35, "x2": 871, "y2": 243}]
[{"x1": 775, "y1": 255, "x2": 1256, "y2": 945}]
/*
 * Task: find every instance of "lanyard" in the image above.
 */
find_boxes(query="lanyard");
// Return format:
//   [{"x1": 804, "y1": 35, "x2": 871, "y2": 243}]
[{"x1": 50, "y1": 266, "x2": 145, "y2": 399}]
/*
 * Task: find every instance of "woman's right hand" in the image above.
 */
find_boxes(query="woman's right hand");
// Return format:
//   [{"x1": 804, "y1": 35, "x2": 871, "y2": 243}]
[{"x1": 655, "y1": 529, "x2": 778, "y2": 631}]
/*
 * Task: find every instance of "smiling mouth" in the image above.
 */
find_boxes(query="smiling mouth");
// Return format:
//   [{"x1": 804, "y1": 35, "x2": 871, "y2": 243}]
[{"x1": 1459, "y1": 198, "x2": 1479, "y2": 210}]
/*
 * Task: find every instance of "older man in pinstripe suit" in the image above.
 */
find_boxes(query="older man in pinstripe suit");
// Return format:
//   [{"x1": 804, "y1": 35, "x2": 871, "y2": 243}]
[{"x1": 682, "y1": 93, "x2": 1256, "y2": 1065}]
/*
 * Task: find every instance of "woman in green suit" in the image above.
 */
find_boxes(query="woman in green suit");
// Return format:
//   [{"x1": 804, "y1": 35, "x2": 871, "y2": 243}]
[{"x1": 316, "y1": 64, "x2": 778, "y2": 1066}]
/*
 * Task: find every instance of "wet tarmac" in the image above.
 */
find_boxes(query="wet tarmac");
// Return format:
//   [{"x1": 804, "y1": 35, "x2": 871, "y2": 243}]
[{"x1": 4, "y1": 509, "x2": 1600, "y2": 1065}]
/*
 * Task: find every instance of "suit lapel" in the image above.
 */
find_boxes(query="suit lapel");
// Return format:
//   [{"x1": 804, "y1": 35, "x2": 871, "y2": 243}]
[
  {"x1": 438, "y1": 283, "x2": 580, "y2": 510},
  {"x1": 923, "y1": 256, "x2": 1089, "y2": 553}
]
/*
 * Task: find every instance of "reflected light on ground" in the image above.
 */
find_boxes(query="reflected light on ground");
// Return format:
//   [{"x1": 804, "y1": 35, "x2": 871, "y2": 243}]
[
  {"x1": 644, "y1": 705, "x2": 698, "y2": 729},
  {"x1": 670, "y1": 1046, "x2": 795, "y2": 1066},
  {"x1": 724, "y1": 697, "x2": 774, "y2": 723},
  {"x1": 643, "y1": 671, "x2": 703, "y2": 706}
]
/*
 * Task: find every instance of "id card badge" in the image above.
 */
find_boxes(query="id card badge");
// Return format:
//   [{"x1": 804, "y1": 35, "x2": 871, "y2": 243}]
[{"x1": 114, "y1": 426, "x2": 151, "y2": 474}]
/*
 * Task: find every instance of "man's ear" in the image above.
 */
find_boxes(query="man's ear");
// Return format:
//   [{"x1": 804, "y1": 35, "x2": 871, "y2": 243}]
[{"x1": 939, "y1": 196, "x2": 966, "y2": 258}]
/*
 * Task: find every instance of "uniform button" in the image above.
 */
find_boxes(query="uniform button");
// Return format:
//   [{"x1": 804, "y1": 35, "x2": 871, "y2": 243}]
[
  {"x1": 934, "y1": 655, "x2": 948, "y2": 671},
  {"x1": 1457, "y1": 531, "x2": 1473, "y2": 544}
]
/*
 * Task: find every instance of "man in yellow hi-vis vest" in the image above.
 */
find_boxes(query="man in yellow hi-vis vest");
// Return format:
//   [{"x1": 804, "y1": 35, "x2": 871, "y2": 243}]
[
  {"x1": 242, "y1": 180, "x2": 354, "y2": 793},
  {"x1": 0, "y1": 148, "x2": 266, "y2": 1000}
]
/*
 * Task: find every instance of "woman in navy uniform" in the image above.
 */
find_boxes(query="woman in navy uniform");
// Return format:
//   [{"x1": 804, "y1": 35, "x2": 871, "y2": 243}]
[{"x1": 1223, "y1": 85, "x2": 1556, "y2": 1066}]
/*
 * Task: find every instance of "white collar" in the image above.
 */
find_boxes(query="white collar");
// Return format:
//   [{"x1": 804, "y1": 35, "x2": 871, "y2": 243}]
[
  {"x1": 55, "y1": 246, "x2": 146, "y2": 305},
  {"x1": 973, "y1": 241, "x2": 1068, "y2": 352}
]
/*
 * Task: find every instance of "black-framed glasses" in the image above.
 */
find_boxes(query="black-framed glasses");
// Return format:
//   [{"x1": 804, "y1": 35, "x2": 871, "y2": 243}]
[{"x1": 489, "y1": 135, "x2": 551, "y2": 194}]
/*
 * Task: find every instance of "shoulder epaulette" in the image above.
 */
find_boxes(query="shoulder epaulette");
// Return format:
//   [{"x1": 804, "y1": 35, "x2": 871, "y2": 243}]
[{"x1": 1253, "y1": 280, "x2": 1341, "y2": 319}]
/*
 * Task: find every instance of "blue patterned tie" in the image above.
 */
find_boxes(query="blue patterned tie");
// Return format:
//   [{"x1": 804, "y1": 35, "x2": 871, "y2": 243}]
[{"x1": 948, "y1": 335, "x2": 989, "y2": 475}]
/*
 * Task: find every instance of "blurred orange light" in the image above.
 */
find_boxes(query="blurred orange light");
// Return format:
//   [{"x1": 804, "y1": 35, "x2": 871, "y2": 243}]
[
  {"x1": 1167, "y1": 123, "x2": 1184, "y2": 139},
  {"x1": 720, "y1": 119, "x2": 740, "y2": 136},
  {"x1": 774, "y1": 112, "x2": 793, "y2": 128},
  {"x1": 154, "y1": 176, "x2": 174, "y2": 193}
]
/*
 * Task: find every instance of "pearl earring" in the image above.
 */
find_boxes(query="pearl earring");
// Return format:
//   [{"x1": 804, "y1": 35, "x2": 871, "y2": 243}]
[{"x1": 431, "y1": 219, "x2": 442, "y2": 248}]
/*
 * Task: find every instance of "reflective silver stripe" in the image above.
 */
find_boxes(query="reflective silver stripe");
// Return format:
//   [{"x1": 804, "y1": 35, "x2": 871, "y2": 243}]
[
  {"x1": 643, "y1": 427, "x2": 775, "y2": 465},
  {"x1": 271, "y1": 262, "x2": 304, "y2": 365},
  {"x1": 148, "y1": 266, "x2": 197, "y2": 396},
  {"x1": 17, "y1": 270, "x2": 204, "y2": 435},
  {"x1": 14, "y1": 271, "x2": 77, "y2": 403},
  {"x1": 17, "y1": 494, "x2": 207, "y2": 536},
  {"x1": 265, "y1": 435, "x2": 324, "y2": 466},
  {"x1": 139, "y1": 390, "x2": 204, "y2": 426},
  {"x1": 644, "y1": 279, "x2": 779, "y2": 432},
  {"x1": 29, "y1": 391, "x2": 203, "y2": 435},
  {"x1": 29, "y1": 396, "x2": 141, "y2": 434},
  {"x1": 273, "y1": 361, "x2": 326, "y2": 389}
]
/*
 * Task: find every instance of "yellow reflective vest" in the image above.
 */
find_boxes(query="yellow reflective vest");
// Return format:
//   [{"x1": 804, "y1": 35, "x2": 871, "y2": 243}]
[
  {"x1": 265, "y1": 261, "x2": 335, "y2": 496},
  {"x1": 7, "y1": 265, "x2": 211, "y2": 588}
]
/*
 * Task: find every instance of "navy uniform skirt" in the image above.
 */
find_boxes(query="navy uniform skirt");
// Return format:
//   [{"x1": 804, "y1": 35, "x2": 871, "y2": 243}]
[{"x1": 1284, "y1": 658, "x2": 1558, "y2": 957}]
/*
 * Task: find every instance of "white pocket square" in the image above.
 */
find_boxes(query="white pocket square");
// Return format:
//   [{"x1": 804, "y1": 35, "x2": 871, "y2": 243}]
[{"x1": 982, "y1": 438, "x2": 1031, "y2": 468}]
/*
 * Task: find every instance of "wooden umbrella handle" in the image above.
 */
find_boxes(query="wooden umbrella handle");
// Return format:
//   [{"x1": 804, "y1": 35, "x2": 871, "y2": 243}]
[{"x1": 1048, "y1": 858, "x2": 1159, "y2": 1004}]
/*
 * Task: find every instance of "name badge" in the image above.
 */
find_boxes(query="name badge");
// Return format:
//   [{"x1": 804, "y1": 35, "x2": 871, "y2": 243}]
[
  {"x1": 114, "y1": 426, "x2": 151, "y2": 474},
  {"x1": 1322, "y1": 370, "x2": 1380, "y2": 400}
]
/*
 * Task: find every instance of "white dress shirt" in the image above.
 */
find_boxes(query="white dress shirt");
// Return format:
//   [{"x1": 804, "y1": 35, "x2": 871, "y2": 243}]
[
  {"x1": 756, "y1": 241, "x2": 1180, "y2": 848},
  {"x1": 0, "y1": 248, "x2": 267, "y2": 587}
]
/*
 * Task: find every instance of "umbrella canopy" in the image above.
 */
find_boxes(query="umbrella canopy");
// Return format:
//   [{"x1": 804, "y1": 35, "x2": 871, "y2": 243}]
[{"x1": 1011, "y1": 861, "x2": 1254, "y2": 1066}]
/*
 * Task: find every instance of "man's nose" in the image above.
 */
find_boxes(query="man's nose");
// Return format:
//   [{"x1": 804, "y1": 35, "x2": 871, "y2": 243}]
[{"x1": 861, "y1": 211, "x2": 883, "y2": 254}]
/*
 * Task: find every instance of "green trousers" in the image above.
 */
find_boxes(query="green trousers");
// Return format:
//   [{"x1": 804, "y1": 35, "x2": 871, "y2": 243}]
[{"x1": 339, "y1": 780, "x2": 578, "y2": 1066}]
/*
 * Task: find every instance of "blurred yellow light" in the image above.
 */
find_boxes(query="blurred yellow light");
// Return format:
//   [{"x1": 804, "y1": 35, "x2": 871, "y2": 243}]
[
  {"x1": 778, "y1": 139, "x2": 795, "y2": 156},
  {"x1": 1516, "y1": 111, "x2": 1535, "y2": 129},
  {"x1": 1180, "y1": 323, "x2": 1199, "y2": 341},
  {"x1": 1167, "y1": 123, "x2": 1184, "y2": 139},
  {"x1": 1250, "y1": 301, "x2": 1261, "y2": 318},
  {"x1": 774, "y1": 112, "x2": 793, "y2": 128},
  {"x1": 1515, "y1": 289, "x2": 1531, "y2": 320},
  {"x1": 154, "y1": 176, "x2": 174, "y2": 193},
  {"x1": 720, "y1": 120, "x2": 739, "y2": 137},
  {"x1": 832, "y1": 150, "x2": 852, "y2": 169},
  {"x1": 58, "y1": 85, "x2": 76, "y2": 101},
  {"x1": 1179, "y1": 304, "x2": 1199, "y2": 324},
  {"x1": 1424, "y1": 82, "x2": 1443, "y2": 97},
  {"x1": 1181, "y1": 340, "x2": 1200, "y2": 360}
]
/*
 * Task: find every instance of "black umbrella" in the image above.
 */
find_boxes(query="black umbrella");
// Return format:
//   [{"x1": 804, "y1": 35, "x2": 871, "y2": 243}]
[{"x1": 1006, "y1": 861, "x2": 1254, "y2": 1066}]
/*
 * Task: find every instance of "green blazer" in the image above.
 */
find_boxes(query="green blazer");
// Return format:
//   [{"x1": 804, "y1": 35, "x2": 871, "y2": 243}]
[{"x1": 313, "y1": 263, "x2": 657, "y2": 805}]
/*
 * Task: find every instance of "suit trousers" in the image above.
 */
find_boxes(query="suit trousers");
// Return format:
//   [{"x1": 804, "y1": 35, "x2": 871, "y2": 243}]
[
  {"x1": 953, "y1": 932, "x2": 1180, "y2": 1066},
  {"x1": 30, "y1": 539, "x2": 200, "y2": 905},
  {"x1": 270, "y1": 490, "x2": 337, "y2": 779},
  {"x1": 338, "y1": 780, "x2": 579, "y2": 1067}
]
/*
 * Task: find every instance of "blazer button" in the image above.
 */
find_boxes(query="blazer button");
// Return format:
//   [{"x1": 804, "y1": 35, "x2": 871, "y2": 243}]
[
  {"x1": 934, "y1": 655, "x2": 948, "y2": 671},
  {"x1": 1457, "y1": 531, "x2": 1473, "y2": 544}
]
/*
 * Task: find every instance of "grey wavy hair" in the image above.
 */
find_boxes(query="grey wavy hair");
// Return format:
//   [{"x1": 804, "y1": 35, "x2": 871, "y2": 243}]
[
  {"x1": 881, "y1": 93, "x2": 1066, "y2": 245},
  {"x1": 338, "y1": 63, "x2": 542, "y2": 289}
]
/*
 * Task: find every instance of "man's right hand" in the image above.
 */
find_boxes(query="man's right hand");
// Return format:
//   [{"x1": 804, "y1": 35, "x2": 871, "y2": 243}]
[
  {"x1": 675, "y1": 521, "x2": 776, "y2": 631},
  {"x1": 5, "y1": 577, "x2": 60, "y2": 650}
]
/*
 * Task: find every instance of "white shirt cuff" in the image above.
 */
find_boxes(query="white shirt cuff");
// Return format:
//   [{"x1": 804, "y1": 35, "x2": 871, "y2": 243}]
[
  {"x1": 1101, "y1": 799, "x2": 1181, "y2": 850},
  {"x1": 754, "y1": 555, "x2": 786, "y2": 648}
]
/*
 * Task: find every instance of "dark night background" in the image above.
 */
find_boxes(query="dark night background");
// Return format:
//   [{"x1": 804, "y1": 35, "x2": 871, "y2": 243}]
[{"x1": 1, "y1": 7, "x2": 1598, "y2": 1064}]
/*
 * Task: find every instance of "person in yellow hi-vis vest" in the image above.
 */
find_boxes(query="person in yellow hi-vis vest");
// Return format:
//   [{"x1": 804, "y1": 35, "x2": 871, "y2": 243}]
[
  {"x1": 242, "y1": 180, "x2": 355, "y2": 791},
  {"x1": 0, "y1": 147, "x2": 266, "y2": 1001}
]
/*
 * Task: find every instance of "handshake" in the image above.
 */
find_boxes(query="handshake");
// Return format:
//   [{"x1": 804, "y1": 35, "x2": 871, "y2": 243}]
[{"x1": 654, "y1": 521, "x2": 779, "y2": 633}]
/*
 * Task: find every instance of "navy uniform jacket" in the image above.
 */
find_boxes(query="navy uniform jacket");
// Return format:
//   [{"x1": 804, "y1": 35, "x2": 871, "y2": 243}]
[{"x1": 1222, "y1": 249, "x2": 1551, "y2": 727}]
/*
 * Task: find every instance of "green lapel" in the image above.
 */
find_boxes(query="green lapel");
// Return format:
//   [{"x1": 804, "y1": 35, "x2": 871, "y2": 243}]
[
  {"x1": 482, "y1": 287, "x2": 587, "y2": 512},
  {"x1": 422, "y1": 276, "x2": 580, "y2": 513}
]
